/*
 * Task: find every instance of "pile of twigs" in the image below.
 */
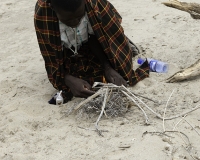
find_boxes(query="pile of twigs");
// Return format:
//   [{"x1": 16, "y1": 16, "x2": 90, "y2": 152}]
[
  {"x1": 80, "y1": 88, "x2": 130, "y2": 118},
  {"x1": 62, "y1": 82, "x2": 200, "y2": 136},
  {"x1": 64, "y1": 82, "x2": 154, "y2": 136},
  {"x1": 76, "y1": 82, "x2": 139, "y2": 118},
  {"x1": 73, "y1": 82, "x2": 151, "y2": 123}
]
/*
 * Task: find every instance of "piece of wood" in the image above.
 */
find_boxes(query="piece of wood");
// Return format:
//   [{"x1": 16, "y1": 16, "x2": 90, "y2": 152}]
[
  {"x1": 166, "y1": 59, "x2": 200, "y2": 83},
  {"x1": 163, "y1": 0, "x2": 200, "y2": 19},
  {"x1": 162, "y1": 1, "x2": 200, "y2": 82},
  {"x1": 73, "y1": 88, "x2": 104, "y2": 112}
]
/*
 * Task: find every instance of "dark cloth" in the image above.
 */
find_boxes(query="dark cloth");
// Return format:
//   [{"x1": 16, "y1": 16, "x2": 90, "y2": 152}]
[
  {"x1": 34, "y1": 0, "x2": 150, "y2": 103},
  {"x1": 64, "y1": 42, "x2": 104, "y2": 84}
]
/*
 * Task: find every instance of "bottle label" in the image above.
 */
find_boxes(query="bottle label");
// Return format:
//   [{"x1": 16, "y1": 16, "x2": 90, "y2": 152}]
[{"x1": 149, "y1": 60, "x2": 157, "y2": 72}]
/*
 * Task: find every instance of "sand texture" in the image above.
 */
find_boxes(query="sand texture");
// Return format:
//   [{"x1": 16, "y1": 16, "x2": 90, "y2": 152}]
[{"x1": 0, "y1": 0, "x2": 200, "y2": 159}]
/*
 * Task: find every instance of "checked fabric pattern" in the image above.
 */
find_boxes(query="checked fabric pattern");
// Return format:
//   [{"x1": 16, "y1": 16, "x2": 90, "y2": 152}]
[{"x1": 34, "y1": 0, "x2": 149, "y2": 102}]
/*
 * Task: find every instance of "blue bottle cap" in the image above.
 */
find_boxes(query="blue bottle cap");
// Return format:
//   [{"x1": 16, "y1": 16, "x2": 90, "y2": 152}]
[{"x1": 137, "y1": 58, "x2": 145, "y2": 65}]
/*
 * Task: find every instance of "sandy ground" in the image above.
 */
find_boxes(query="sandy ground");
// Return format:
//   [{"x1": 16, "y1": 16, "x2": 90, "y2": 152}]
[{"x1": 0, "y1": 0, "x2": 200, "y2": 159}]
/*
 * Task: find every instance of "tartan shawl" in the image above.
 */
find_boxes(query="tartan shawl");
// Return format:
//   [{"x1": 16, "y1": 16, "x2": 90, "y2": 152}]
[{"x1": 34, "y1": 0, "x2": 149, "y2": 92}]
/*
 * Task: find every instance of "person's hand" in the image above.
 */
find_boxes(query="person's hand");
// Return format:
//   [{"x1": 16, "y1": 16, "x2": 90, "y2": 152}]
[
  {"x1": 104, "y1": 65, "x2": 127, "y2": 86},
  {"x1": 65, "y1": 75, "x2": 95, "y2": 98}
]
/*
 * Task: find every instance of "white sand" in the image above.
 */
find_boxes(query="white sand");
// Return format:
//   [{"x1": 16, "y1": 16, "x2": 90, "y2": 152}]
[{"x1": 0, "y1": 0, "x2": 200, "y2": 159}]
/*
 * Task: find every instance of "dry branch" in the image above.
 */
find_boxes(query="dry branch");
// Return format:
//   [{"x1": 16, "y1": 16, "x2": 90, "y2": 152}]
[
  {"x1": 163, "y1": 89, "x2": 176, "y2": 132},
  {"x1": 162, "y1": 1, "x2": 200, "y2": 82},
  {"x1": 74, "y1": 88, "x2": 104, "y2": 112},
  {"x1": 163, "y1": 0, "x2": 200, "y2": 19},
  {"x1": 121, "y1": 90, "x2": 149, "y2": 124},
  {"x1": 166, "y1": 59, "x2": 200, "y2": 83},
  {"x1": 95, "y1": 88, "x2": 109, "y2": 136}
]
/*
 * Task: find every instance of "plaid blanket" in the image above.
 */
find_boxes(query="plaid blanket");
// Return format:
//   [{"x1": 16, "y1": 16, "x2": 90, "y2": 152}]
[{"x1": 34, "y1": 0, "x2": 149, "y2": 102}]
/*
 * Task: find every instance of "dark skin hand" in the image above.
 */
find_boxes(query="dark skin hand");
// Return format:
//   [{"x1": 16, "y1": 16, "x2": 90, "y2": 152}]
[
  {"x1": 104, "y1": 64, "x2": 127, "y2": 86},
  {"x1": 65, "y1": 75, "x2": 95, "y2": 98}
]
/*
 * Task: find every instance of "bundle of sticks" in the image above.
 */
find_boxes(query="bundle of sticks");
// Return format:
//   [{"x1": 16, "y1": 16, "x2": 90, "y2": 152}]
[
  {"x1": 68, "y1": 82, "x2": 152, "y2": 136},
  {"x1": 61, "y1": 82, "x2": 200, "y2": 136},
  {"x1": 73, "y1": 82, "x2": 151, "y2": 125}
]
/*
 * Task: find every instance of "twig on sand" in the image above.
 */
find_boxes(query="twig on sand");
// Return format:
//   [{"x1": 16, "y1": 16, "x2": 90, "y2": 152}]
[
  {"x1": 182, "y1": 145, "x2": 196, "y2": 160},
  {"x1": 164, "y1": 104, "x2": 200, "y2": 120},
  {"x1": 121, "y1": 85, "x2": 165, "y2": 119},
  {"x1": 163, "y1": 89, "x2": 176, "y2": 132},
  {"x1": 95, "y1": 88, "x2": 109, "y2": 136},
  {"x1": 171, "y1": 115, "x2": 199, "y2": 159},
  {"x1": 121, "y1": 90, "x2": 149, "y2": 124},
  {"x1": 174, "y1": 126, "x2": 189, "y2": 146},
  {"x1": 74, "y1": 88, "x2": 103, "y2": 112},
  {"x1": 182, "y1": 117, "x2": 200, "y2": 136},
  {"x1": 170, "y1": 116, "x2": 185, "y2": 143},
  {"x1": 142, "y1": 103, "x2": 200, "y2": 121},
  {"x1": 143, "y1": 130, "x2": 191, "y2": 145},
  {"x1": 130, "y1": 92, "x2": 158, "y2": 104},
  {"x1": 64, "y1": 82, "x2": 200, "y2": 137},
  {"x1": 142, "y1": 131, "x2": 174, "y2": 138},
  {"x1": 104, "y1": 89, "x2": 113, "y2": 118},
  {"x1": 167, "y1": 131, "x2": 192, "y2": 152},
  {"x1": 173, "y1": 115, "x2": 187, "y2": 131},
  {"x1": 78, "y1": 126, "x2": 108, "y2": 132}
]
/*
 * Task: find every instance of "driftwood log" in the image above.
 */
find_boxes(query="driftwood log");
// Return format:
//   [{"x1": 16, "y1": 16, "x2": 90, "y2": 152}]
[
  {"x1": 163, "y1": 0, "x2": 200, "y2": 19},
  {"x1": 163, "y1": 0, "x2": 200, "y2": 82},
  {"x1": 166, "y1": 59, "x2": 200, "y2": 82}
]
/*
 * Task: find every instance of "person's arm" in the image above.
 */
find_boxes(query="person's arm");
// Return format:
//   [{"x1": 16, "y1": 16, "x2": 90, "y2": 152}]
[{"x1": 88, "y1": 35, "x2": 127, "y2": 86}]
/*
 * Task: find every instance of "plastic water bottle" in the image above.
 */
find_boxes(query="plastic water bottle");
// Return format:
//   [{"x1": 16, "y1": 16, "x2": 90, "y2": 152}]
[{"x1": 137, "y1": 58, "x2": 168, "y2": 73}]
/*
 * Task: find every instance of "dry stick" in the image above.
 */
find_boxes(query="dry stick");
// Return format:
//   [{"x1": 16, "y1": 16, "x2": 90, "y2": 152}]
[
  {"x1": 92, "y1": 82, "x2": 120, "y2": 88},
  {"x1": 176, "y1": 121, "x2": 197, "y2": 159},
  {"x1": 165, "y1": 104, "x2": 200, "y2": 120},
  {"x1": 95, "y1": 83, "x2": 158, "y2": 103},
  {"x1": 173, "y1": 115, "x2": 187, "y2": 131},
  {"x1": 94, "y1": 83, "x2": 158, "y2": 103},
  {"x1": 78, "y1": 126, "x2": 108, "y2": 132},
  {"x1": 170, "y1": 115, "x2": 187, "y2": 141},
  {"x1": 95, "y1": 88, "x2": 109, "y2": 136},
  {"x1": 172, "y1": 115, "x2": 194, "y2": 150},
  {"x1": 74, "y1": 88, "x2": 103, "y2": 112},
  {"x1": 103, "y1": 89, "x2": 113, "y2": 118},
  {"x1": 165, "y1": 130, "x2": 192, "y2": 151},
  {"x1": 131, "y1": 92, "x2": 158, "y2": 104},
  {"x1": 167, "y1": 129, "x2": 193, "y2": 156},
  {"x1": 182, "y1": 145, "x2": 196, "y2": 160},
  {"x1": 163, "y1": 89, "x2": 176, "y2": 132},
  {"x1": 143, "y1": 130, "x2": 190, "y2": 143},
  {"x1": 165, "y1": 131, "x2": 191, "y2": 145},
  {"x1": 92, "y1": 83, "x2": 200, "y2": 119},
  {"x1": 121, "y1": 90, "x2": 149, "y2": 124},
  {"x1": 122, "y1": 85, "x2": 200, "y2": 120},
  {"x1": 142, "y1": 131, "x2": 174, "y2": 138},
  {"x1": 121, "y1": 85, "x2": 163, "y2": 118},
  {"x1": 182, "y1": 118, "x2": 200, "y2": 136},
  {"x1": 175, "y1": 126, "x2": 189, "y2": 146}
]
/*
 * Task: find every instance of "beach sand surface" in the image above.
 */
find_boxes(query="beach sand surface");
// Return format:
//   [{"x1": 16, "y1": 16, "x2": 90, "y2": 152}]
[{"x1": 0, "y1": 0, "x2": 200, "y2": 159}]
